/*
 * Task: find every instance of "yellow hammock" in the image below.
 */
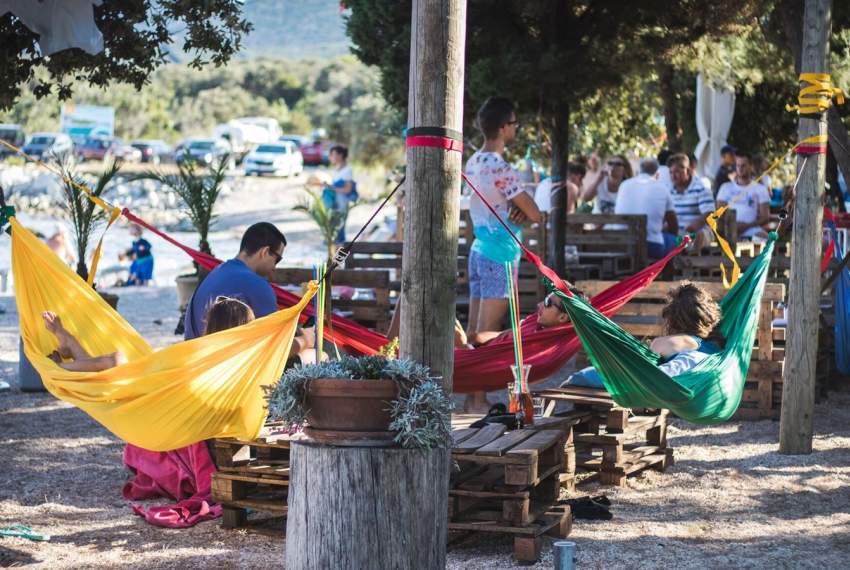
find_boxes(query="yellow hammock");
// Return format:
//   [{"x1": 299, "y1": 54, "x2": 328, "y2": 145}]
[{"x1": 11, "y1": 218, "x2": 317, "y2": 451}]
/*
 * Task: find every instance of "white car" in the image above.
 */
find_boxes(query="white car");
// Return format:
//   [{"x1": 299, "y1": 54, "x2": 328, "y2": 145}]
[{"x1": 243, "y1": 141, "x2": 303, "y2": 177}]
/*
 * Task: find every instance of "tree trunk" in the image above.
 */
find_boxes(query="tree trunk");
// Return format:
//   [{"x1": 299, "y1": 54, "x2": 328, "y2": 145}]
[
  {"x1": 779, "y1": 0, "x2": 831, "y2": 455},
  {"x1": 659, "y1": 64, "x2": 682, "y2": 151},
  {"x1": 547, "y1": 109, "x2": 568, "y2": 276},
  {"x1": 285, "y1": 441, "x2": 451, "y2": 570}
]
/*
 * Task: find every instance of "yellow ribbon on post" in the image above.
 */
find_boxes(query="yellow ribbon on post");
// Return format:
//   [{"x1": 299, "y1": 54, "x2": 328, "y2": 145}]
[
  {"x1": 705, "y1": 206, "x2": 741, "y2": 289},
  {"x1": 786, "y1": 73, "x2": 846, "y2": 115}
]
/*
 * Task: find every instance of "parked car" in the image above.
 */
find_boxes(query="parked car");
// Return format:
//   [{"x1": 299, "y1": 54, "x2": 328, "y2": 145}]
[
  {"x1": 0, "y1": 124, "x2": 25, "y2": 159},
  {"x1": 131, "y1": 140, "x2": 172, "y2": 164},
  {"x1": 77, "y1": 137, "x2": 142, "y2": 162},
  {"x1": 22, "y1": 132, "x2": 74, "y2": 162},
  {"x1": 175, "y1": 138, "x2": 232, "y2": 168},
  {"x1": 298, "y1": 138, "x2": 331, "y2": 166},
  {"x1": 244, "y1": 141, "x2": 303, "y2": 177}
]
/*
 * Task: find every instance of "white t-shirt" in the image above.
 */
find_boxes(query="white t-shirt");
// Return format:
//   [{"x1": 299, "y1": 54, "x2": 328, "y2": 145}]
[
  {"x1": 466, "y1": 150, "x2": 524, "y2": 263},
  {"x1": 716, "y1": 180, "x2": 770, "y2": 238},
  {"x1": 657, "y1": 165, "x2": 671, "y2": 188},
  {"x1": 615, "y1": 173, "x2": 674, "y2": 245},
  {"x1": 332, "y1": 164, "x2": 354, "y2": 187},
  {"x1": 534, "y1": 178, "x2": 553, "y2": 212},
  {"x1": 592, "y1": 175, "x2": 620, "y2": 214}
]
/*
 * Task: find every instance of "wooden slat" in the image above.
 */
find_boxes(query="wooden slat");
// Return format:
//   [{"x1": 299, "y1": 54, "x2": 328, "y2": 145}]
[
  {"x1": 505, "y1": 430, "x2": 563, "y2": 461},
  {"x1": 453, "y1": 424, "x2": 507, "y2": 454},
  {"x1": 451, "y1": 427, "x2": 479, "y2": 446},
  {"x1": 575, "y1": 280, "x2": 786, "y2": 302},
  {"x1": 475, "y1": 429, "x2": 537, "y2": 457}
]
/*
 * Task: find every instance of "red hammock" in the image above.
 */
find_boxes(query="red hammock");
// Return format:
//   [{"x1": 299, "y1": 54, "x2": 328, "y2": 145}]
[{"x1": 123, "y1": 209, "x2": 683, "y2": 392}]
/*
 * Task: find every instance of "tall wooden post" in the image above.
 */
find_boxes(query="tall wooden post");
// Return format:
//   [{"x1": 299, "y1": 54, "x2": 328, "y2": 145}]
[
  {"x1": 779, "y1": 0, "x2": 831, "y2": 455},
  {"x1": 400, "y1": 1, "x2": 466, "y2": 567},
  {"x1": 401, "y1": 0, "x2": 466, "y2": 389},
  {"x1": 547, "y1": 111, "x2": 568, "y2": 274}
]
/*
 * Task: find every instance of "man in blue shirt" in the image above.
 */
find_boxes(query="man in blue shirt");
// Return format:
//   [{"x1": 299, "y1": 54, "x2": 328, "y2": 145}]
[{"x1": 184, "y1": 222, "x2": 314, "y2": 357}]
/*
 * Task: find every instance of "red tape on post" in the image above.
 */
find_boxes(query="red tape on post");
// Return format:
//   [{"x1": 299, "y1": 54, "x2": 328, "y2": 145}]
[
  {"x1": 406, "y1": 135, "x2": 463, "y2": 153},
  {"x1": 796, "y1": 145, "x2": 827, "y2": 155}
]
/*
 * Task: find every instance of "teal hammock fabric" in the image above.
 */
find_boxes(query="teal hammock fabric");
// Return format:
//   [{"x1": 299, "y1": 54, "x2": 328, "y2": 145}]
[{"x1": 552, "y1": 233, "x2": 777, "y2": 424}]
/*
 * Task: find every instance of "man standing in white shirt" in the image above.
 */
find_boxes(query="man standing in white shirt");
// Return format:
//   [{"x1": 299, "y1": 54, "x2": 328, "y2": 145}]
[
  {"x1": 615, "y1": 158, "x2": 678, "y2": 259},
  {"x1": 716, "y1": 151, "x2": 770, "y2": 240}
]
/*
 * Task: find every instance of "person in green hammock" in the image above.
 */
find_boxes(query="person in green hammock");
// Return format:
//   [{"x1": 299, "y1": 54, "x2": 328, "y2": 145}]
[{"x1": 563, "y1": 282, "x2": 722, "y2": 389}]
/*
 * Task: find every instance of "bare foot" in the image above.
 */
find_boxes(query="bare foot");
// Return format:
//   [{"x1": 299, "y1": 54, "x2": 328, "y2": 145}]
[{"x1": 42, "y1": 312, "x2": 72, "y2": 359}]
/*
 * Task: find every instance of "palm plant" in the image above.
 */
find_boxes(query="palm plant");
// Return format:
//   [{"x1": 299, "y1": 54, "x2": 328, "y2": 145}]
[
  {"x1": 139, "y1": 156, "x2": 229, "y2": 260},
  {"x1": 294, "y1": 187, "x2": 352, "y2": 260},
  {"x1": 57, "y1": 159, "x2": 122, "y2": 283}
]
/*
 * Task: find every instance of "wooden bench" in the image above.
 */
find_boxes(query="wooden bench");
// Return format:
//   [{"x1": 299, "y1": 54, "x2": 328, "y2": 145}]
[
  {"x1": 566, "y1": 214, "x2": 647, "y2": 277},
  {"x1": 574, "y1": 279, "x2": 787, "y2": 420},
  {"x1": 271, "y1": 267, "x2": 392, "y2": 334}
]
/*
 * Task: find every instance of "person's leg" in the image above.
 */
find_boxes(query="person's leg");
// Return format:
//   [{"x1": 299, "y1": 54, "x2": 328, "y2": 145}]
[
  {"x1": 58, "y1": 352, "x2": 126, "y2": 372},
  {"x1": 560, "y1": 366, "x2": 607, "y2": 389},
  {"x1": 335, "y1": 192, "x2": 354, "y2": 244},
  {"x1": 647, "y1": 241, "x2": 664, "y2": 260},
  {"x1": 42, "y1": 312, "x2": 90, "y2": 361},
  {"x1": 466, "y1": 250, "x2": 482, "y2": 337}
]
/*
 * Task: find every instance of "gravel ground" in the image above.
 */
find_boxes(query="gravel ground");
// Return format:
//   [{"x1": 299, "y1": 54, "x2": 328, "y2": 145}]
[{"x1": 1, "y1": 176, "x2": 849, "y2": 568}]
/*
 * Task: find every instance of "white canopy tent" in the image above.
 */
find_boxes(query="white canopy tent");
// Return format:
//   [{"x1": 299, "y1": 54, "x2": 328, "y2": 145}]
[{"x1": 694, "y1": 73, "x2": 736, "y2": 179}]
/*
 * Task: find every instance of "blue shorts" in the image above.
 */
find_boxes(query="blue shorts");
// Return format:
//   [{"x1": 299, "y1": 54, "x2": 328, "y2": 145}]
[{"x1": 468, "y1": 249, "x2": 517, "y2": 299}]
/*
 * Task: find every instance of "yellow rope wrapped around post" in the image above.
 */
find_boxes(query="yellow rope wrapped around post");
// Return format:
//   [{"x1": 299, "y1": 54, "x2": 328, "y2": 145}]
[{"x1": 786, "y1": 73, "x2": 845, "y2": 115}]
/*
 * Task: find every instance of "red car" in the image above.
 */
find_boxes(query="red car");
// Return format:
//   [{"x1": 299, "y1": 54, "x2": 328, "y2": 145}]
[
  {"x1": 77, "y1": 137, "x2": 142, "y2": 162},
  {"x1": 281, "y1": 135, "x2": 330, "y2": 166}
]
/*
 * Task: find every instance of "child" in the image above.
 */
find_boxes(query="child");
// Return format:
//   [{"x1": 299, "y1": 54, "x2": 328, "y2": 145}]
[
  {"x1": 564, "y1": 282, "x2": 722, "y2": 388},
  {"x1": 120, "y1": 224, "x2": 154, "y2": 286}
]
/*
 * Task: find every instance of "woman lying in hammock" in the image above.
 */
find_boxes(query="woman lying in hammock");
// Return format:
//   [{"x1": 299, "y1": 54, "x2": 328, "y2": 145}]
[
  {"x1": 42, "y1": 296, "x2": 255, "y2": 372},
  {"x1": 563, "y1": 282, "x2": 722, "y2": 389}
]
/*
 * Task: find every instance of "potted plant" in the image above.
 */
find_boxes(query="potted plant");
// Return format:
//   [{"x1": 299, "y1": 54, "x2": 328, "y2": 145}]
[
  {"x1": 294, "y1": 186, "x2": 354, "y2": 260},
  {"x1": 57, "y1": 158, "x2": 123, "y2": 308},
  {"x1": 139, "y1": 156, "x2": 229, "y2": 309},
  {"x1": 266, "y1": 354, "x2": 453, "y2": 449}
]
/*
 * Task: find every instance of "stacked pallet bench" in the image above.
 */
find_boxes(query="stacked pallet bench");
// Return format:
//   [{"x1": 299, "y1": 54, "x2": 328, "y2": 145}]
[
  {"x1": 448, "y1": 420, "x2": 573, "y2": 563},
  {"x1": 211, "y1": 426, "x2": 292, "y2": 534},
  {"x1": 271, "y1": 267, "x2": 392, "y2": 333},
  {"x1": 574, "y1": 279, "x2": 787, "y2": 420},
  {"x1": 534, "y1": 386, "x2": 672, "y2": 487},
  {"x1": 565, "y1": 214, "x2": 648, "y2": 277}
]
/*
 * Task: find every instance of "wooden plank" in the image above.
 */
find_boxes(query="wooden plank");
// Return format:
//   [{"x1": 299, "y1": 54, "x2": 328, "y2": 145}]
[
  {"x1": 451, "y1": 427, "x2": 479, "y2": 446},
  {"x1": 453, "y1": 424, "x2": 507, "y2": 454},
  {"x1": 214, "y1": 472, "x2": 290, "y2": 486},
  {"x1": 574, "y1": 280, "x2": 786, "y2": 303},
  {"x1": 505, "y1": 430, "x2": 563, "y2": 462},
  {"x1": 475, "y1": 429, "x2": 537, "y2": 457},
  {"x1": 219, "y1": 498, "x2": 288, "y2": 514}
]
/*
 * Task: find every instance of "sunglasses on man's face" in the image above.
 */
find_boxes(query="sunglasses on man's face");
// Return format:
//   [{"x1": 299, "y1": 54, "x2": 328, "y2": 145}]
[
  {"x1": 607, "y1": 161, "x2": 625, "y2": 167},
  {"x1": 505, "y1": 120, "x2": 520, "y2": 128},
  {"x1": 269, "y1": 248, "x2": 283, "y2": 265},
  {"x1": 543, "y1": 295, "x2": 565, "y2": 312}
]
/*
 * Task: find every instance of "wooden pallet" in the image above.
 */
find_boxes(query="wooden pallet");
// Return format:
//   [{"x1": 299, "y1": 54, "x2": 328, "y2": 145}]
[
  {"x1": 448, "y1": 505, "x2": 572, "y2": 563},
  {"x1": 211, "y1": 425, "x2": 294, "y2": 533},
  {"x1": 449, "y1": 423, "x2": 572, "y2": 563},
  {"x1": 534, "y1": 386, "x2": 673, "y2": 487}
]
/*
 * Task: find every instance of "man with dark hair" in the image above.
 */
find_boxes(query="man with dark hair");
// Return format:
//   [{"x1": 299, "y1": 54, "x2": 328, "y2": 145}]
[
  {"x1": 713, "y1": 144, "x2": 737, "y2": 194},
  {"x1": 668, "y1": 153, "x2": 715, "y2": 249},
  {"x1": 465, "y1": 96, "x2": 541, "y2": 411},
  {"x1": 183, "y1": 223, "x2": 312, "y2": 356},
  {"x1": 716, "y1": 151, "x2": 770, "y2": 240},
  {"x1": 656, "y1": 148, "x2": 673, "y2": 187}
]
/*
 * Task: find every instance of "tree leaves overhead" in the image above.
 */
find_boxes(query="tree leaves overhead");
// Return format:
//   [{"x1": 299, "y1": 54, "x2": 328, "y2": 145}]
[{"x1": 0, "y1": 0, "x2": 252, "y2": 110}]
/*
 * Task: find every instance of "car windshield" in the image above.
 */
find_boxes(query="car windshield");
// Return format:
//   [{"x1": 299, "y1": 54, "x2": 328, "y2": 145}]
[
  {"x1": 188, "y1": 141, "x2": 214, "y2": 150},
  {"x1": 256, "y1": 145, "x2": 286, "y2": 153},
  {"x1": 30, "y1": 136, "x2": 54, "y2": 145}
]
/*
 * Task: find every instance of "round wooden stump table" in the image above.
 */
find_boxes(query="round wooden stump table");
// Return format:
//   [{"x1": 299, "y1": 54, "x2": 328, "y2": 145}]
[{"x1": 285, "y1": 440, "x2": 450, "y2": 570}]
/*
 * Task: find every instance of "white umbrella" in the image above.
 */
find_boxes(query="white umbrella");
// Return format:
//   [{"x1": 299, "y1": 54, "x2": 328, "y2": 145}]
[{"x1": 694, "y1": 73, "x2": 735, "y2": 178}]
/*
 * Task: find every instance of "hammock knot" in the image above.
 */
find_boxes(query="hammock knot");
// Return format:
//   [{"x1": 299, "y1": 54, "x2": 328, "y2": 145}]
[
  {"x1": 787, "y1": 73, "x2": 846, "y2": 115},
  {"x1": 767, "y1": 231, "x2": 779, "y2": 241}
]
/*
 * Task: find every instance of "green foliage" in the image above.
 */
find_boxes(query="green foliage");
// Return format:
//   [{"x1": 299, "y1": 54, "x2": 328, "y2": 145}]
[
  {"x1": 266, "y1": 355, "x2": 453, "y2": 450},
  {"x1": 137, "y1": 158, "x2": 229, "y2": 257},
  {"x1": 0, "y1": 1, "x2": 251, "y2": 109},
  {"x1": 293, "y1": 187, "x2": 352, "y2": 259},
  {"x1": 57, "y1": 160, "x2": 122, "y2": 282}
]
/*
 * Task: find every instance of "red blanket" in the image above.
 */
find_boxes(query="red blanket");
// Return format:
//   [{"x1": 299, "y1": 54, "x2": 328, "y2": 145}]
[{"x1": 123, "y1": 443, "x2": 221, "y2": 528}]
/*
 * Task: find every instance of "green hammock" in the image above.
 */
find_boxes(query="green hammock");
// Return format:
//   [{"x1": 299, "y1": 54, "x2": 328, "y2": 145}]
[{"x1": 552, "y1": 233, "x2": 777, "y2": 424}]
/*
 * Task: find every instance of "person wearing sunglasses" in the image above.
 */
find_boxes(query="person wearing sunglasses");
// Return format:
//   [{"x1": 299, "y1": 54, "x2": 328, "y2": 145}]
[
  {"x1": 465, "y1": 291, "x2": 579, "y2": 347},
  {"x1": 580, "y1": 154, "x2": 633, "y2": 214},
  {"x1": 183, "y1": 222, "x2": 314, "y2": 358},
  {"x1": 464, "y1": 96, "x2": 542, "y2": 412}
]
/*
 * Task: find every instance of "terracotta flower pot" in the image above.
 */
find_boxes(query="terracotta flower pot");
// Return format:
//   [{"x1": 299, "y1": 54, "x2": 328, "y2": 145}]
[{"x1": 304, "y1": 377, "x2": 400, "y2": 446}]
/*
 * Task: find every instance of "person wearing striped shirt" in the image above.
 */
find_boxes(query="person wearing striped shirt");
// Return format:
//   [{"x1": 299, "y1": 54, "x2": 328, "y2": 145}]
[{"x1": 668, "y1": 153, "x2": 715, "y2": 249}]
